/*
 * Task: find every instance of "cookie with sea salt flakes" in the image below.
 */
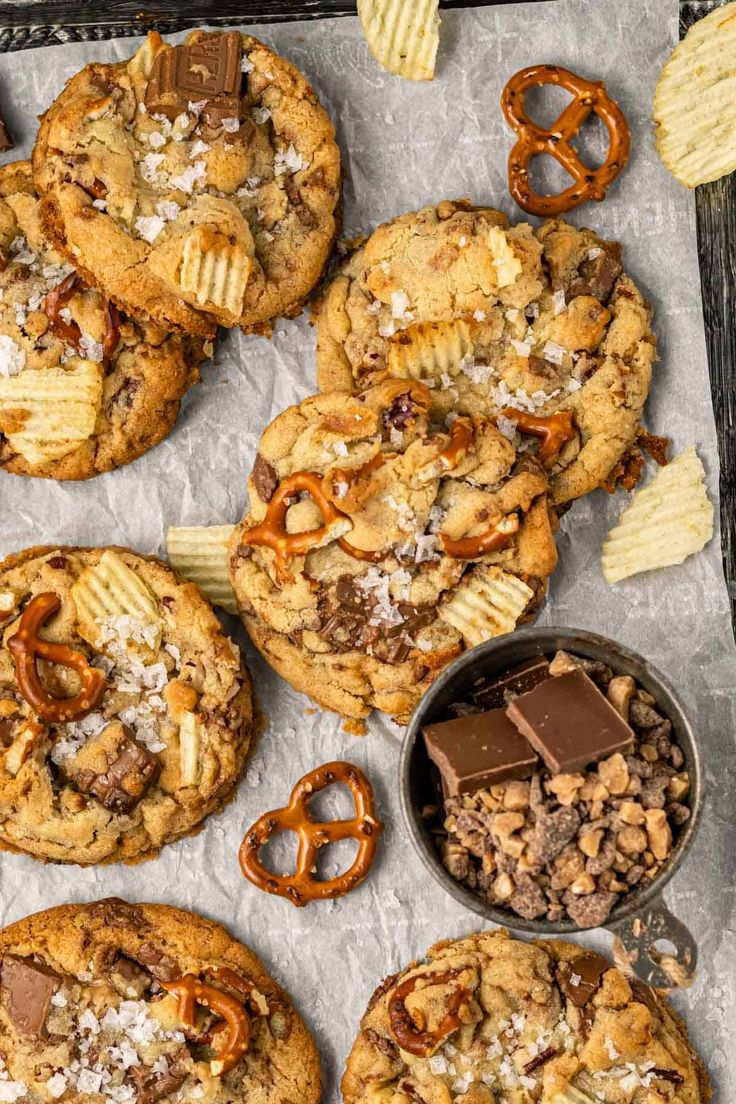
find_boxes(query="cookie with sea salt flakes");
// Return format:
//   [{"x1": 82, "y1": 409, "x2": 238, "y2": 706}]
[
  {"x1": 313, "y1": 200, "x2": 657, "y2": 505},
  {"x1": 228, "y1": 379, "x2": 559, "y2": 723},
  {"x1": 0, "y1": 162, "x2": 205, "y2": 480},
  {"x1": 343, "y1": 928, "x2": 710, "y2": 1104},
  {"x1": 32, "y1": 29, "x2": 341, "y2": 336},
  {"x1": 0, "y1": 899, "x2": 321, "y2": 1104},
  {"x1": 0, "y1": 545, "x2": 252, "y2": 865}
]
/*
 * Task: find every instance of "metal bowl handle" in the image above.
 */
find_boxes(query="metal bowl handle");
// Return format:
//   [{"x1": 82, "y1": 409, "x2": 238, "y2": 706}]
[{"x1": 609, "y1": 892, "x2": 697, "y2": 989}]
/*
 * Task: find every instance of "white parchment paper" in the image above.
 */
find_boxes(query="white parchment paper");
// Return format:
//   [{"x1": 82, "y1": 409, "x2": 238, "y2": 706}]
[{"x1": 0, "y1": 1, "x2": 734, "y2": 1098}]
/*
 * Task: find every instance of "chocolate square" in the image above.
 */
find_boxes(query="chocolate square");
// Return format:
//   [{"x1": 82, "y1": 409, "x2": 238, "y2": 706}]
[
  {"x1": 422, "y1": 709, "x2": 539, "y2": 796},
  {"x1": 506, "y1": 669, "x2": 634, "y2": 774},
  {"x1": 0, "y1": 955, "x2": 59, "y2": 1038},
  {"x1": 471, "y1": 656, "x2": 550, "y2": 710},
  {"x1": 145, "y1": 32, "x2": 242, "y2": 124}
]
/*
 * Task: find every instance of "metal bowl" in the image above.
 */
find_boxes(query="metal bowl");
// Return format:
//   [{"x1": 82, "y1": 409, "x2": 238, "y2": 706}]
[{"x1": 400, "y1": 627, "x2": 704, "y2": 986}]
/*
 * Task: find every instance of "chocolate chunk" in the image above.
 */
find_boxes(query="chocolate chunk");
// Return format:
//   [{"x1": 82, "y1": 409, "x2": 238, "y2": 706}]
[
  {"x1": 252, "y1": 453, "x2": 279, "y2": 502},
  {"x1": 422, "y1": 709, "x2": 538, "y2": 797},
  {"x1": 319, "y1": 575, "x2": 435, "y2": 659},
  {"x1": 88, "y1": 899, "x2": 146, "y2": 927},
  {"x1": 145, "y1": 32, "x2": 242, "y2": 126},
  {"x1": 74, "y1": 736, "x2": 161, "y2": 814},
  {"x1": 130, "y1": 1056, "x2": 187, "y2": 1104},
  {"x1": 471, "y1": 656, "x2": 550, "y2": 710},
  {"x1": 630, "y1": 977, "x2": 659, "y2": 1015},
  {"x1": 0, "y1": 117, "x2": 14, "y2": 155},
  {"x1": 0, "y1": 954, "x2": 60, "y2": 1038},
  {"x1": 523, "y1": 1046, "x2": 556, "y2": 1074},
  {"x1": 135, "y1": 944, "x2": 180, "y2": 982},
  {"x1": 651, "y1": 1069, "x2": 684, "y2": 1085},
  {"x1": 558, "y1": 952, "x2": 609, "y2": 1006},
  {"x1": 568, "y1": 241, "x2": 622, "y2": 303},
  {"x1": 506, "y1": 670, "x2": 634, "y2": 773}
]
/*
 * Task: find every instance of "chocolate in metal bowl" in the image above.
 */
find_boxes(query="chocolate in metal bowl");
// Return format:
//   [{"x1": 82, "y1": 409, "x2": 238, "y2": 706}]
[{"x1": 400, "y1": 627, "x2": 704, "y2": 988}]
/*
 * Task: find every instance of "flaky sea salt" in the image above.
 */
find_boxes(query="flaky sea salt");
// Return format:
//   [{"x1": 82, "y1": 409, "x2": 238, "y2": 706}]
[
  {"x1": 510, "y1": 338, "x2": 531, "y2": 357},
  {"x1": 274, "y1": 144, "x2": 309, "y2": 175},
  {"x1": 46, "y1": 1074, "x2": 68, "y2": 1099},
  {"x1": 146, "y1": 131, "x2": 167, "y2": 150},
  {"x1": 0, "y1": 335, "x2": 25, "y2": 378},
  {"x1": 553, "y1": 288, "x2": 566, "y2": 314},
  {"x1": 241, "y1": 55, "x2": 255, "y2": 73},
  {"x1": 140, "y1": 152, "x2": 165, "y2": 184},
  {"x1": 390, "y1": 289, "x2": 410, "y2": 319},
  {"x1": 189, "y1": 139, "x2": 211, "y2": 158},
  {"x1": 473, "y1": 309, "x2": 486, "y2": 321},
  {"x1": 170, "y1": 160, "x2": 207, "y2": 194},
  {"x1": 134, "y1": 215, "x2": 165, "y2": 244},
  {"x1": 542, "y1": 341, "x2": 566, "y2": 365},
  {"x1": 252, "y1": 106, "x2": 272, "y2": 125},
  {"x1": 588, "y1": 246, "x2": 603, "y2": 260},
  {"x1": 221, "y1": 117, "x2": 241, "y2": 133},
  {"x1": 155, "y1": 200, "x2": 180, "y2": 223}
]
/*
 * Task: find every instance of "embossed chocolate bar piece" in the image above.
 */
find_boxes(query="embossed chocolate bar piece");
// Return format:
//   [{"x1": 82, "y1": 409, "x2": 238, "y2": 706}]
[
  {"x1": 145, "y1": 31, "x2": 242, "y2": 126},
  {"x1": 471, "y1": 656, "x2": 550, "y2": 710},
  {"x1": 422, "y1": 709, "x2": 539, "y2": 796},
  {"x1": 506, "y1": 669, "x2": 634, "y2": 773}
]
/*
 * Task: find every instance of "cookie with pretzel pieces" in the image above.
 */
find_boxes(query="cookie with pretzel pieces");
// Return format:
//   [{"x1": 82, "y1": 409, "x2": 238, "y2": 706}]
[
  {"x1": 343, "y1": 928, "x2": 710, "y2": 1104},
  {"x1": 228, "y1": 379, "x2": 558, "y2": 723},
  {"x1": 0, "y1": 545, "x2": 252, "y2": 864},
  {"x1": 313, "y1": 200, "x2": 657, "y2": 505},
  {"x1": 33, "y1": 29, "x2": 340, "y2": 336},
  {"x1": 0, "y1": 162, "x2": 206, "y2": 480},
  {"x1": 0, "y1": 899, "x2": 321, "y2": 1104}
]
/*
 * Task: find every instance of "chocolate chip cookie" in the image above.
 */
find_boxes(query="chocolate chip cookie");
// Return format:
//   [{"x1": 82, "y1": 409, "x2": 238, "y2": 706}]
[
  {"x1": 228, "y1": 379, "x2": 558, "y2": 723},
  {"x1": 343, "y1": 929, "x2": 709, "y2": 1104},
  {"x1": 33, "y1": 30, "x2": 341, "y2": 335},
  {"x1": 0, "y1": 898, "x2": 321, "y2": 1104},
  {"x1": 0, "y1": 545, "x2": 252, "y2": 864},
  {"x1": 0, "y1": 162, "x2": 205, "y2": 480},
  {"x1": 313, "y1": 201, "x2": 656, "y2": 504}
]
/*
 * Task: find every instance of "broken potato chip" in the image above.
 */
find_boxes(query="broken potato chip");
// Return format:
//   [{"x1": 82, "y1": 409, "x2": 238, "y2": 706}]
[
  {"x1": 0, "y1": 361, "x2": 102, "y2": 466},
  {"x1": 166, "y1": 525, "x2": 237, "y2": 613},
  {"x1": 654, "y1": 2, "x2": 736, "y2": 186},
  {"x1": 438, "y1": 566, "x2": 534, "y2": 647},
  {"x1": 178, "y1": 710, "x2": 201, "y2": 786},
  {"x1": 387, "y1": 318, "x2": 477, "y2": 380},
  {"x1": 179, "y1": 226, "x2": 252, "y2": 319},
  {"x1": 71, "y1": 550, "x2": 162, "y2": 648},
  {"x1": 357, "y1": 0, "x2": 440, "y2": 81},
  {"x1": 601, "y1": 446, "x2": 714, "y2": 583}
]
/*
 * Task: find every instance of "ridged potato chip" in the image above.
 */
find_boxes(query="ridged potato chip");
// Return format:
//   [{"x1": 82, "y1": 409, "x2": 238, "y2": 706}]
[
  {"x1": 438, "y1": 566, "x2": 534, "y2": 647},
  {"x1": 358, "y1": 0, "x2": 440, "y2": 81},
  {"x1": 178, "y1": 710, "x2": 201, "y2": 786},
  {"x1": 166, "y1": 525, "x2": 237, "y2": 613},
  {"x1": 0, "y1": 360, "x2": 102, "y2": 466},
  {"x1": 179, "y1": 227, "x2": 251, "y2": 318},
  {"x1": 71, "y1": 550, "x2": 162, "y2": 648},
  {"x1": 601, "y1": 446, "x2": 714, "y2": 583},
  {"x1": 654, "y1": 2, "x2": 736, "y2": 186},
  {"x1": 387, "y1": 318, "x2": 476, "y2": 380},
  {"x1": 127, "y1": 30, "x2": 166, "y2": 80}
]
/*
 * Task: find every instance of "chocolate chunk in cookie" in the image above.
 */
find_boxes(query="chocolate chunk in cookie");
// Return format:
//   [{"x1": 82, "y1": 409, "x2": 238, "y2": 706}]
[{"x1": 0, "y1": 954, "x2": 60, "y2": 1038}]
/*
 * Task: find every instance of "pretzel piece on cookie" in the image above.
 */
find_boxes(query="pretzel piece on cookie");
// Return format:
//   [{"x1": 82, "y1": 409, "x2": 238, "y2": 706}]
[
  {"x1": 161, "y1": 974, "x2": 251, "y2": 1076},
  {"x1": 388, "y1": 970, "x2": 473, "y2": 1057}
]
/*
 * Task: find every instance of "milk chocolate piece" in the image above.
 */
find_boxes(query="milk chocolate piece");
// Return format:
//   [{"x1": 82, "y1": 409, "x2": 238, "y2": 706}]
[
  {"x1": 506, "y1": 669, "x2": 634, "y2": 773},
  {"x1": 74, "y1": 737, "x2": 160, "y2": 814},
  {"x1": 0, "y1": 118, "x2": 14, "y2": 154},
  {"x1": 145, "y1": 32, "x2": 242, "y2": 126},
  {"x1": 557, "y1": 952, "x2": 609, "y2": 1006},
  {"x1": 422, "y1": 709, "x2": 538, "y2": 796},
  {"x1": 0, "y1": 954, "x2": 60, "y2": 1037},
  {"x1": 471, "y1": 656, "x2": 550, "y2": 710},
  {"x1": 131, "y1": 1061, "x2": 187, "y2": 1104}
]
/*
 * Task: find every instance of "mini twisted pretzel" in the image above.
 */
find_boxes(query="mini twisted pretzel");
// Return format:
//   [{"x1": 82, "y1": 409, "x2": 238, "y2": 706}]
[
  {"x1": 331, "y1": 453, "x2": 391, "y2": 563},
  {"x1": 501, "y1": 65, "x2": 631, "y2": 216},
  {"x1": 498, "y1": 407, "x2": 575, "y2": 464},
  {"x1": 239, "y1": 760, "x2": 383, "y2": 907},
  {"x1": 241, "y1": 471, "x2": 353, "y2": 575},
  {"x1": 7, "y1": 593, "x2": 107, "y2": 723},
  {"x1": 161, "y1": 975, "x2": 250, "y2": 1076},
  {"x1": 440, "y1": 513, "x2": 520, "y2": 560},
  {"x1": 45, "y1": 273, "x2": 121, "y2": 365},
  {"x1": 388, "y1": 970, "x2": 472, "y2": 1057}
]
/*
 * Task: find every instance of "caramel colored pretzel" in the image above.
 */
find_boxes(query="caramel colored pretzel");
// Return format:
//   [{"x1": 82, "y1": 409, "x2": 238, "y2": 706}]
[
  {"x1": 161, "y1": 975, "x2": 250, "y2": 1076},
  {"x1": 239, "y1": 760, "x2": 383, "y2": 907},
  {"x1": 440, "y1": 513, "x2": 519, "y2": 560},
  {"x1": 330, "y1": 453, "x2": 390, "y2": 563},
  {"x1": 241, "y1": 470, "x2": 353, "y2": 576},
  {"x1": 498, "y1": 407, "x2": 575, "y2": 465},
  {"x1": 7, "y1": 593, "x2": 107, "y2": 723},
  {"x1": 437, "y1": 418, "x2": 474, "y2": 471},
  {"x1": 388, "y1": 970, "x2": 472, "y2": 1057},
  {"x1": 501, "y1": 65, "x2": 631, "y2": 216},
  {"x1": 45, "y1": 273, "x2": 121, "y2": 365}
]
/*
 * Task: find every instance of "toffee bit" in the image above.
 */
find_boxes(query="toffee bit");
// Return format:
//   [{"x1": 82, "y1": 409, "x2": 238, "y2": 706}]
[{"x1": 637, "y1": 428, "x2": 670, "y2": 466}]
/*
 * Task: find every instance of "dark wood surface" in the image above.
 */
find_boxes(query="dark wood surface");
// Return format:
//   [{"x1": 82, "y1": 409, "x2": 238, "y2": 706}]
[{"x1": 0, "y1": 0, "x2": 732, "y2": 634}]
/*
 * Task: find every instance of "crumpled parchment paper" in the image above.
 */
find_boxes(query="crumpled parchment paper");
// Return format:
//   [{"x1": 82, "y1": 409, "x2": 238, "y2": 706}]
[{"x1": 0, "y1": 1, "x2": 733, "y2": 1097}]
